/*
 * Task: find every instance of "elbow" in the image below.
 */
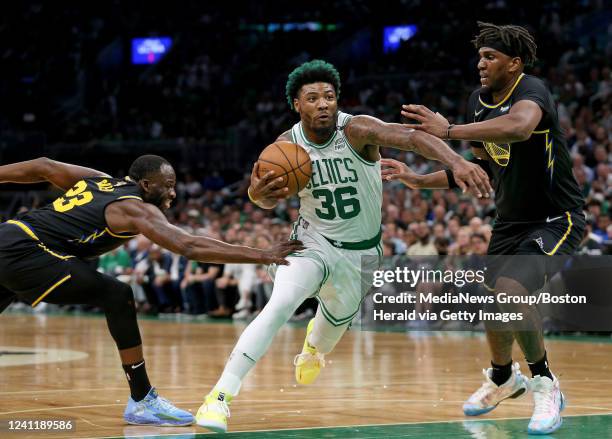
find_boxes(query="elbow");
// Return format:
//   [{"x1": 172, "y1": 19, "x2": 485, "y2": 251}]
[
  {"x1": 178, "y1": 237, "x2": 197, "y2": 260},
  {"x1": 515, "y1": 127, "x2": 532, "y2": 142},
  {"x1": 36, "y1": 157, "x2": 54, "y2": 175},
  {"x1": 502, "y1": 119, "x2": 532, "y2": 142}
]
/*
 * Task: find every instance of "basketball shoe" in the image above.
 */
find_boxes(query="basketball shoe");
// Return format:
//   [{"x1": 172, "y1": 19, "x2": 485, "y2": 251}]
[
  {"x1": 123, "y1": 387, "x2": 193, "y2": 426},
  {"x1": 294, "y1": 318, "x2": 325, "y2": 384},
  {"x1": 195, "y1": 389, "x2": 232, "y2": 433},
  {"x1": 527, "y1": 374, "x2": 565, "y2": 435},
  {"x1": 463, "y1": 362, "x2": 529, "y2": 416}
]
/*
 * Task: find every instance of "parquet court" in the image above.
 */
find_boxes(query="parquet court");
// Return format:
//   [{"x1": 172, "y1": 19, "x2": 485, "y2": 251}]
[{"x1": 1, "y1": 313, "x2": 611, "y2": 438}]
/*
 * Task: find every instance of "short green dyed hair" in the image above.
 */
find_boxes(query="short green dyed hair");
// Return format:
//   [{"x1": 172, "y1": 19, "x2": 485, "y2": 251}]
[{"x1": 285, "y1": 60, "x2": 341, "y2": 110}]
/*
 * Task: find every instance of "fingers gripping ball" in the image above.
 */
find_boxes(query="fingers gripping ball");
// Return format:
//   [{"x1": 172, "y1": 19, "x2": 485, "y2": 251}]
[{"x1": 257, "y1": 141, "x2": 312, "y2": 197}]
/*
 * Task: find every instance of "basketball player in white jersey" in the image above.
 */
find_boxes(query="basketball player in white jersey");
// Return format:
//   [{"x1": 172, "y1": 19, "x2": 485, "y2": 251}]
[{"x1": 196, "y1": 60, "x2": 492, "y2": 432}]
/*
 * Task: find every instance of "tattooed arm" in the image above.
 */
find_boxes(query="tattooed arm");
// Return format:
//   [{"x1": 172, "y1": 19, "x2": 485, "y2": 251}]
[{"x1": 344, "y1": 115, "x2": 492, "y2": 197}]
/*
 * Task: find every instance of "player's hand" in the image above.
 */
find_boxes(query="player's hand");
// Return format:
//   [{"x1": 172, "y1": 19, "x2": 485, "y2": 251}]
[
  {"x1": 400, "y1": 104, "x2": 449, "y2": 138},
  {"x1": 249, "y1": 162, "x2": 289, "y2": 207},
  {"x1": 380, "y1": 158, "x2": 422, "y2": 189},
  {"x1": 450, "y1": 159, "x2": 493, "y2": 198},
  {"x1": 260, "y1": 240, "x2": 305, "y2": 265}
]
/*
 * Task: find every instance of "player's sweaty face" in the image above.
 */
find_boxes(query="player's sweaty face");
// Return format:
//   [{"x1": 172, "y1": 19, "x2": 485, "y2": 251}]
[
  {"x1": 144, "y1": 164, "x2": 177, "y2": 211},
  {"x1": 477, "y1": 47, "x2": 513, "y2": 91},
  {"x1": 295, "y1": 82, "x2": 337, "y2": 135}
]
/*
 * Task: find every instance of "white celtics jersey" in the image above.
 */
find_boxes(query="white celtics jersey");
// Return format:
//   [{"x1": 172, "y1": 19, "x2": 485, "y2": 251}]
[{"x1": 289, "y1": 111, "x2": 382, "y2": 244}]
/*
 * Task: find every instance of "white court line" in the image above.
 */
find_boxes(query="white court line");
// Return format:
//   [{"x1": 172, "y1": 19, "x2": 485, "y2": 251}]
[
  {"x1": 2, "y1": 399, "x2": 611, "y2": 416},
  {"x1": 4, "y1": 378, "x2": 612, "y2": 395},
  {"x1": 70, "y1": 411, "x2": 612, "y2": 439}
]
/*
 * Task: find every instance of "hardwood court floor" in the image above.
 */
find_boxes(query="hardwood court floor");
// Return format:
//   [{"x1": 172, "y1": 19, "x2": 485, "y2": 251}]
[{"x1": 0, "y1": 313, "x2": 611, "y2": 438}]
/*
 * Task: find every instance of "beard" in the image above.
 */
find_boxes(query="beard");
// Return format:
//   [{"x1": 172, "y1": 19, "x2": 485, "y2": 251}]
[
  {"x1": 145, "y1": 191, "x2": 167, "y2": 210},
  {"x1": 312, "y1": 113, "x2": 337, "y2": 138},
  {"x1": 312, "y1": 124, "x2": 335, "y2": 138}
]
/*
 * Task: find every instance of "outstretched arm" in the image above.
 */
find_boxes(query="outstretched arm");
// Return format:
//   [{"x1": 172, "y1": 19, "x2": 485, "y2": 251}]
[
  {"x1": 0, "y1": 157, "x2": 109, "y2": 190},
  {"x1": 381, "y1": 157, "x2": 493, "y2": 195},
  {"x1": 345, "y1": 115, "x2": 465, "y2": 165},
  {"x1": 381, "y1": 158, "x2": 450, "y2": 189},
  {"x1": 345, "y1": 115, "x2": 492, "y2": 197},
  {"x1": 105, "y1": 200, "x2": 303, "y2": 265},
  {"x1": 401, "y1": 101, "x2": 542, "y2": 143}
]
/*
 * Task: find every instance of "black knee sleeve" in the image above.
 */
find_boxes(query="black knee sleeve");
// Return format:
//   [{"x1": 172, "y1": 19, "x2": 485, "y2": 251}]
[{"x1": 104, "y1": 281, "x2": 142, "y2": 350}]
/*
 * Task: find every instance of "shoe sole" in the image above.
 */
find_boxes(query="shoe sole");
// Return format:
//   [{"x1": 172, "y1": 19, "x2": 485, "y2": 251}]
[
  {"x1": 196, "y1": 419, "x2": 228, "y2": 433},
  {"x1": 125, "y1": 417, "x2": 194, "y2": 427},
  {"x1": 463, "y1": 380, "x2": 529, "y2": 416},
  {"x1": 527, "y1": 392, "x2": 566, "y2": 435}
]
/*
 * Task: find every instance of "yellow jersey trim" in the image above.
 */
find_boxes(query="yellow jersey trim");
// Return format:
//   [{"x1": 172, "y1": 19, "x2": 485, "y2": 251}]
[
  {"x1": 8, "y1": 220, "x2": 75, "y2": 259},
  {"x1": 483, "y1": 282, "x2": 496, "y2": 292},
  {"x1": 478, "y1": 73, "x2": 525, "y2": 109},
  {"x1": 532, "y1": 129, "x2": 550, "y2": 134},
  {"x1": 37, "y1": 243, "x2": 75, "y2": 260},
  {"x1": 543, "y1": 212, "x2": 573, "y2": 256},
  {"x1": 32, "y1": 274, "x2": 72, "y2": 307},
  {"x1": 7, "y1": 220, "x2": 40, "y2": 241},
  {"x1": 117, "y1": 195, "x2": 143, "y2": 201},
  {"x1": 104, "y1": 227, "x2": 137, "y2": 239}
]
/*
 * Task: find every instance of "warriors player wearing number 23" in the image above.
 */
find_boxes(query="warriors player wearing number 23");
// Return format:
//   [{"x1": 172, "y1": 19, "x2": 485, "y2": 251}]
[
  {"x1": 0, "y1": 155, "x2": 301, "y2": 427},
  {"x1": 195, "y1": 60, "x2": 492, "y2": 433}
]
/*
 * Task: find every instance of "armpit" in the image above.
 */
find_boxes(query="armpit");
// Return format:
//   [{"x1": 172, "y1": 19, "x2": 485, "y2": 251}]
[{"x1": 276, "y1": 130, "x2": 292, "y2": 142}]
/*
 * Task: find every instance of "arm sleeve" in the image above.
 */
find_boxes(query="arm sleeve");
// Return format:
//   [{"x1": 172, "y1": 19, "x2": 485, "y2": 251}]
[{"x1": 445, "y1": 158, "x2": 493, "y2": 189}]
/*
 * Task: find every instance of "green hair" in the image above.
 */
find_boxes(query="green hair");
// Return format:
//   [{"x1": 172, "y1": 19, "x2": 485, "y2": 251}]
[
  {"x1": 472, "y1": 21, "x2": 538, "y2": 66},
  {"x1": 285, "y1": 60, "x2": 341, "y2": 110}
]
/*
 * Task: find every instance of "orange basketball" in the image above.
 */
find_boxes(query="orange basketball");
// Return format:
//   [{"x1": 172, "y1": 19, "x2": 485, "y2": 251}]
[{"x1": 257, "y1": 141, "x2": 312, "y2": 196}]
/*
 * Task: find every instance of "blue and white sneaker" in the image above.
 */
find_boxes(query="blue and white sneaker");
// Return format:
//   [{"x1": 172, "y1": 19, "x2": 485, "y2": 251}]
[
  {"x1": 463, "y1": 362, "x2": 529, "y2": 416},
  {"x1": 123, "y1": 387, "x2": 194, "y2": 426},
  {"x1": 527, "y1": 374, "x2": 565, "y2": 435}
]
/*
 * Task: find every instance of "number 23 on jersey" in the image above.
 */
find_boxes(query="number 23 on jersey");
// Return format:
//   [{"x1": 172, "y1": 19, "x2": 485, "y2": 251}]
[{"x1": 53, "y1": 180, "x2": 94, "y2": 213}]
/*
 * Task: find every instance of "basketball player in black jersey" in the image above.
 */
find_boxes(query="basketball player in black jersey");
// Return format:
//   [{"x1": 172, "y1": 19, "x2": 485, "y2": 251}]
[
  {"x1": 0, "y1": 154, "x2": 302, "y2": 426},
  {"x1": 385, "y1": 22, "x2": 585, "y2": 434}
]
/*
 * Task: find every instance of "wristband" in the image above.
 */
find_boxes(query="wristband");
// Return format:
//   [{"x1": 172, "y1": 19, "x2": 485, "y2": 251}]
[
  {"x1": 445, "y1": 169, "x2": 459, "y2": 189},
  {"x1": 446, "y1": 124, "x2": 455, "y2": 140}
]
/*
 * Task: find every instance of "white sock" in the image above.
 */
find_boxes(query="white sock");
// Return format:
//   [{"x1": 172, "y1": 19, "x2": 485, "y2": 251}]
[
  {"x1": 215, "y1": 371, "x2": 244, "y2": 396},
  {"x1": 308, "y1": 307, "x2": 350, "y2": 354},
  {"x1": 214, "y1": 257, "x2": 323, "y2": 396}
]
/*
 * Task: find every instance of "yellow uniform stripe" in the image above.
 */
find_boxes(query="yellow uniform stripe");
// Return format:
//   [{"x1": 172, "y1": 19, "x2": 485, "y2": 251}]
[
  {"x1": 7, "y1": 220, "x2": 40, "y2": 241},
  {"x1": 37, "y1": 243, "x2": 74, "y2": 260},
  {"x1": 117, "y1": 195, "x2": 143, "y2": 201},
  {"x1": 8, "y1": 220, "x2": 75, "y2": 259},
  {"x1": 104, "y1": 227, "x2": 137, "y2": 239},
  {"x1": 31, "y1": 274, "x2": 72, "y2": 307},
  {"x1": 543, "y1": 212, "x2": 573, "y2": 256},
  {"x1": 478, "y1": 73, "x2": 525, "y2": 109},
  {"x1": 483, "y1": 282, "x2": 496, "y2": 292},
  {"x1": 532, "y1": 129, "x2": 550, "y2": 134}
]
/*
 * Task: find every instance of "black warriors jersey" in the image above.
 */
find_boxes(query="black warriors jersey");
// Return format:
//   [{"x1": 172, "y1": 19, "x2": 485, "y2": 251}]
[
  {"x1": 18, "y1": 177, "x2": 143, "y2": 258},
  {"x1": 467, "y1": 74, "x2": 584, "y2": 222}
]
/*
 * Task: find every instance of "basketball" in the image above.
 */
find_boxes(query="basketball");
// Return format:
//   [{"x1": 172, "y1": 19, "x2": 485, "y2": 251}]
[{"x1": 257, "y1": 141, "x2": 312, "y2": 196}]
